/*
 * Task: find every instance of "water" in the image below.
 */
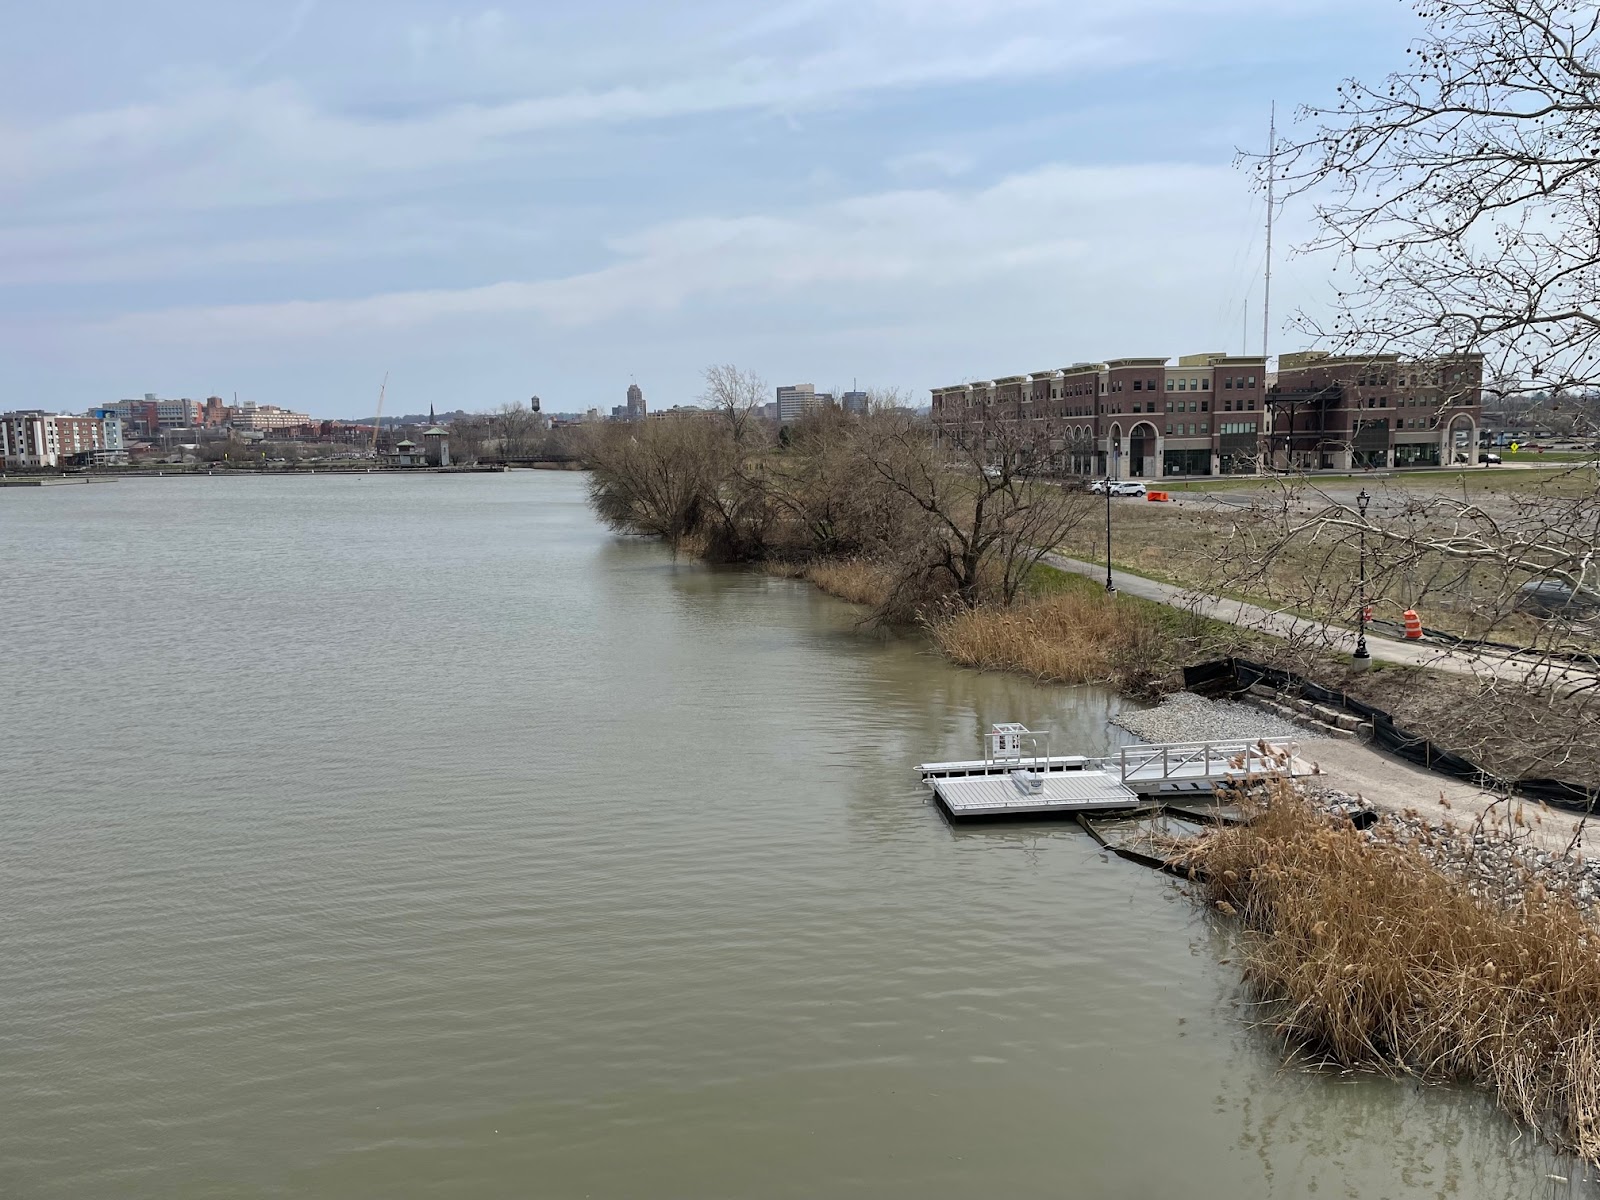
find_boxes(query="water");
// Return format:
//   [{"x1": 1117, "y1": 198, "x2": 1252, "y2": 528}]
[{"x1": 0, "y1": 471, "x2": 1588, "y2": 1198}]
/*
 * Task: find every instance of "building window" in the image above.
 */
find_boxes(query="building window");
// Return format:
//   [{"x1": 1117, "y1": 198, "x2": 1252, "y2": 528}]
[
  {"x1": 1201, "y1": 379, "x2": 1210, "y2": 390},
  {"x1": 1133, "y1": 380, "x2": 1142, "y2": 391},
  {"x1": 1201, "y1": 423, "x2": 1208, "y2": 434},
  {"x1": 1200, "y1": 400, "x2": 1209, "y2": 412},
  {"x1": 1165, "y1": 401, "x2": 1173, "y2": 412},
  {"x1": 1177, "y1": 379, "x2": 1187, "y2": 391},
  {"x1": 1248, "y1": 375, "x2": 1256, "y2": 386},
  {"x1": 1223, "y1": 377, "x2": 1233, "y2": 389}
]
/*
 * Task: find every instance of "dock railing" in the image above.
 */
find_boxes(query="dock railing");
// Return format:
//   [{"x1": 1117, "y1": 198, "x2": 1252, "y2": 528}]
[{"x1": 1116, "y1": 739, "x2": 1297, "y2": 786}]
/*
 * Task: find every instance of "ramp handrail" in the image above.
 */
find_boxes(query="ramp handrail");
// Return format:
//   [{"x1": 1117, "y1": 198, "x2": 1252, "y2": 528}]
[{"x1": 1117, "y1": 739, "x2": 1297, "y2": 785}]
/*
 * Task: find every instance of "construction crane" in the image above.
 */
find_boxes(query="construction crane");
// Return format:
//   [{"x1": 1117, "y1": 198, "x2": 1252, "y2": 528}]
[{"x1": 370, "y1": 372, "x2": 388, "y2": 456}]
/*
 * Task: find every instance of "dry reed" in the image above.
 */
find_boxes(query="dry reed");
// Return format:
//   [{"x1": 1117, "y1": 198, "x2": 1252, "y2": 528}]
[
  {"x1": 802, "y1": 559, "x2": 896, "y2": 609},
  {"x1": 1187, "y1": 783, "x2": 1600, "y2": 1162},
  {"x1": 926, "y1": 588, "x2": 1167, "y2": 687}
]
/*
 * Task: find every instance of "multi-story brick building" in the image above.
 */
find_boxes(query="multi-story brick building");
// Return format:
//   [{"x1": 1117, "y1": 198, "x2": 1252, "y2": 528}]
[
  {"x1": 931, "y1": 352, "x2": 1268, "y2": 478},
  {"x1": 1269, "y1": 351, "x2": 1483, "y2": 470},
  {"x1": 109, "y1": 394, "x2": 203, "y2": 434},
  {"x1": 932, "y1": 349, "x2": 1481, "y2": 478},
  {"x1": 1, "y1": 411, "x2": 123, "y2": 469}
]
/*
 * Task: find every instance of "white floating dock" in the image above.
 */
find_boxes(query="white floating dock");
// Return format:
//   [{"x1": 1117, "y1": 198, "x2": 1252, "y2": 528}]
[
  {"x1": 930, "y1": 770, "x2": 1141, "y2": 818},
  {"x1": 918, "y1": 724, "x2": 1308, "y2": 821}
]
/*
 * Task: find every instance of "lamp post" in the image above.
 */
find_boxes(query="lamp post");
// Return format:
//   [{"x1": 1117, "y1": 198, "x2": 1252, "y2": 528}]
[
  {"x1": 1353, "y1": 487, "x2": 1372, "y2": 669},
  {"x1": 1105, "y1": 442, "x2": 1120, "y2": 594}
]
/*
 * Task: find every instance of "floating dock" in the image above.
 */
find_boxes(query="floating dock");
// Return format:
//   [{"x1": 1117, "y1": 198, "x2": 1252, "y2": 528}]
[{"x1": 918, "y1": 724, "x2": 1305, "y2": 821}]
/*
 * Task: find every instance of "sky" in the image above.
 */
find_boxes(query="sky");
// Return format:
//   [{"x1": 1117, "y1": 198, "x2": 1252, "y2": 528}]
[{"x1": 0, "y1": 0, "x2": 1423, "y2": 418}]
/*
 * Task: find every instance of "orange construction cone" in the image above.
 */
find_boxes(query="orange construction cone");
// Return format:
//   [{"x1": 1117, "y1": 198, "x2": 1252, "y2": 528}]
[{"x1": 1402, "y1": 609, "x2": 1423, "y2": 640}]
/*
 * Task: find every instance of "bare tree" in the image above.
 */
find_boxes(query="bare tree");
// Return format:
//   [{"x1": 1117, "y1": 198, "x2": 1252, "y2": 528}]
[
  {"x1": 860, "y1": 405, "x2": 1093, "y2": 609},
  {"x1": 1266, "y1": 0, "x2": 1600, "y2": 424},
  {"x1": 492, "y1": 403, "x2": 543, "y2": 459},
  {"x1": 584, "y1": 419, "x2": 727, "y2": 552},
  {"x1": 700, "y1": 364, "x2": 767, "y2": 445}
]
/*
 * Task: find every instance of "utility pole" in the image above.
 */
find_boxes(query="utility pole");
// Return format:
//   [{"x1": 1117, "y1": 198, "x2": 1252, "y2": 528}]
[{"x1": 1262, "y1": 100, "x2": 1276, "y2": 363}]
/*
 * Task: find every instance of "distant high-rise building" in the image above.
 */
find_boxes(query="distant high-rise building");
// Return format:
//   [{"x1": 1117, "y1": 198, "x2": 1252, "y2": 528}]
[
  {"x1": 626, "y1": 383, "x2": 646, "y2": 421},
  {"x1": 776, "y1": 384, "x2": 825, "y2": 422},
  {"x1": 841, "y1": 391, "x2": 869, "y2": 415}
]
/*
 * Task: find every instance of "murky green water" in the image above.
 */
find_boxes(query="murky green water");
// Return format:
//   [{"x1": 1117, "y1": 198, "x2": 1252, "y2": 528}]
[{"x1": 0, "y1": 471, "x2": 1588, "y2": 1197}]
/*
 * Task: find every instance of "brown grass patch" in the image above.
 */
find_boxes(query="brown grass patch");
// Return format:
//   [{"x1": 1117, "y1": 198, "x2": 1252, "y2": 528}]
[
  {"x1": 802, "y1": 558, "x2": 895, "y2": 608},
  {"x1": 1188, "y1": 784, "x2": 1600, "y2": 1162},
  {"x1": 927, "y1": 587, "x2": 1168, "y2": 688}
]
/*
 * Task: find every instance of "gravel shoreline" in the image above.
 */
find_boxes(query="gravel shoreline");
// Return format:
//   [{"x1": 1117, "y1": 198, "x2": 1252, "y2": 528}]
[
  {"x1": 1312, "y1": 786, "x2": 1600, "y2": 910},
  {"x1": 1113, "y1": 691, "x2": 1303, "y2": 743}
]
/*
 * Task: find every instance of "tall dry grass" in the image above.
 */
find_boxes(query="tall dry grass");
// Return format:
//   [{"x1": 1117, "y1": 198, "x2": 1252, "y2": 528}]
[
  {"x1": 802, "y1": 559, "x2": 896, "y2": 609},
  {"x1": 927, "y1": 588, "x2": 1169, "y2": 688},
  {"x1": 1188, "y1": 784, "x2": 1600, "y2": 1162}
]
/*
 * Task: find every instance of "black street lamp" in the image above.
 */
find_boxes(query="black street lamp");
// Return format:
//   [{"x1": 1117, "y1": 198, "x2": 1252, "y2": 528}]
[
  {"x1": 1353, "y1": 487, "x2": 1372, "y2": 669},
  {"x1": 1105, "y1": 443, "x2": 1120, "y2": 594}
]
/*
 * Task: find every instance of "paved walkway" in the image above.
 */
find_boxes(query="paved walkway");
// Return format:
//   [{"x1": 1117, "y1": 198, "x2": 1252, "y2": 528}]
[
  {"x1": 1043, "y1": 552, "x2": 1594, "y2": 690},
  {"x1": 1302, "y1": 737, "x2": 1598, "y2": 858}
]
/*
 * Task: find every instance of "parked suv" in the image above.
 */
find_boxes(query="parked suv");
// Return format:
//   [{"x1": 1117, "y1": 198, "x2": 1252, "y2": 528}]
[
  {"x1": 1478, "y1": 452, "x2": 1502, "y2": 464},
  {"x1": 1092, "y1": 480, "x2": 1148, "y2": 497}
]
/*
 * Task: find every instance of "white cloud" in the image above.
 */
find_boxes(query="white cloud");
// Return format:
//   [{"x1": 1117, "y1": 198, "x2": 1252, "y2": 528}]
[
  {"x1": 89, "y1": 162, "x2": 1310, "y2": 347},
  {"x1": 887, "y1": 149, "x2": 974, "y2": 179}
]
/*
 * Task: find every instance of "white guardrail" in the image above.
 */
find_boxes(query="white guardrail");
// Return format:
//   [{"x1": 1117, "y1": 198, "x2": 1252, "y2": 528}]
[{"x1": 1116, "y1": 739, "x2": 1298, "y2": 785}]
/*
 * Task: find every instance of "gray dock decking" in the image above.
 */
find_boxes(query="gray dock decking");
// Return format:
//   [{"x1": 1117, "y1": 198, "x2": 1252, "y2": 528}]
[{"x1": 918, "y1": 733, "x2": 1307, "y2": 821}]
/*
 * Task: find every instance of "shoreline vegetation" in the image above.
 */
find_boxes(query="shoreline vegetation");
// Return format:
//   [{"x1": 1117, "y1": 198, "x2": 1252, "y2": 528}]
[
  {"x1": 585, "y1": 377, "x2": 1257, "y2": 698},
  {"x1": 580, "y1": 377, "x2": 1600, "y2": 1166},
  {"x1": 1185, "y1": 782, "x2": 1600, "y2": 1165}
]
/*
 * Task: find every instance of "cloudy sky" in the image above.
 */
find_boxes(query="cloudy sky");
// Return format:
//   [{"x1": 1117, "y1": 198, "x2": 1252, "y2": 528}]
[{"x1": 0, "y1": 0, "x2": 1419, "y2": 417}]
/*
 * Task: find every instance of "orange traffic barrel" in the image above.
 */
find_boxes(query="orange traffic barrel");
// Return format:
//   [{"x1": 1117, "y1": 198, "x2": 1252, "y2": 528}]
[{"x1": 1402, "y1": 609, "x2": 1423, "y2": 639}]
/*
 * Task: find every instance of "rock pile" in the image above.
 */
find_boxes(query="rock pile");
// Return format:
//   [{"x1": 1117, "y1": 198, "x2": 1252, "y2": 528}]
[
  {"x1": 1114, "y1": 691, "x2": 1303, "y2": 744},
  {"x1": 1312, "y1": 786, "x2": 1600, "y2": 911}
]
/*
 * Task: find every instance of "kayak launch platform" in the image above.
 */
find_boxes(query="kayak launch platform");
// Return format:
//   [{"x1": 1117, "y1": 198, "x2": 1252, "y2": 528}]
[{"x1": 918, "y1": 723, "x2": 1305, "y2": 821}]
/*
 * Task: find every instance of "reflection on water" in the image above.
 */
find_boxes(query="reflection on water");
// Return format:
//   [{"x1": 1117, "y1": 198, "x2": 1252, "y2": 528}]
[{"x1": 0, "y1": 470, "x2": 1592, "y2": 1199}]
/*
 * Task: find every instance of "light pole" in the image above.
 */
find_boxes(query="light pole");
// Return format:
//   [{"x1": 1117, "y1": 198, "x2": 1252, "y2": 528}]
[
  {"x1": 1105, "y1": 442, "x2": 1120, "y2": 594},
  {"x1": 1353, "y1": 487, "x2": 1372, "y2": 669}
]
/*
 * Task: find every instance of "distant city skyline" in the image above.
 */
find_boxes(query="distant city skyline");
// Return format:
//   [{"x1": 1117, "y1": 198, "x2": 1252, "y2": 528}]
[{"x1": 1, "y1": 1, "x2": 1420, "y2": 417}]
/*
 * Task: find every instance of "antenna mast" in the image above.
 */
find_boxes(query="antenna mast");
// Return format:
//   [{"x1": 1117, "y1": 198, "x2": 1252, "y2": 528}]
[
  {"x1": 1262, "y1": 100, "x2": 1276, "y2": 363},
  {"x1": 370, "y1": 371, "x2": 388, "y2": 455}
]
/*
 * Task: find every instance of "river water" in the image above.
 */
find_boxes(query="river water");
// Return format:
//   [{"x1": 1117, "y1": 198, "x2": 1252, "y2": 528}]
[{"x1": 0, "y1": 470, "x2": 1587, "y2": 1198}]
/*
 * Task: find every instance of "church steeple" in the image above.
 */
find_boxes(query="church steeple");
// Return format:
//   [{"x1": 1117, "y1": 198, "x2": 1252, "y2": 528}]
[{"x1": 429, "y1": 402, "x2": 435, "y2": 423}]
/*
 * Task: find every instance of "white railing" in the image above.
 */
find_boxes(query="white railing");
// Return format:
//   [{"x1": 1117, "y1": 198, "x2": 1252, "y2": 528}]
[{"x1": 1115, "y1": 739, "x2": 1298, "y2": 785}]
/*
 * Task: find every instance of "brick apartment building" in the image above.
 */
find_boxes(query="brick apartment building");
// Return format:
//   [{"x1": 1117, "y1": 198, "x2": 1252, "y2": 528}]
[
  {"x1": 931, "y1": 350, "x2": 1482, "y2": 478},
  {"x1": 932, "y1": 352, "x2": 1268, "y2": 478},
  {"x1": 1, "y1": 411, "x2": 123, "y2": 469},
  {"x1": 1270, "y1": 351, "x2": 1483, "y2": 470}
]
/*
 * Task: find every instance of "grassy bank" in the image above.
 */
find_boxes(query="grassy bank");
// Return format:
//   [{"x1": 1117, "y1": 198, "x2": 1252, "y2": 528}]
[
  {"x1": 1188, "y1": 786, "x2": 1600, "y2": 1163},
  {"x1": 778, "y1": 556, "x2": 1251, "y2": 696}
]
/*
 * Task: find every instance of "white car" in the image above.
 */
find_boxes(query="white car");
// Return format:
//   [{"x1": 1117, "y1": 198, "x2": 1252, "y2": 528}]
[{"x1": 1088, "y1": 479, "x2": 1147, "y2": 496}]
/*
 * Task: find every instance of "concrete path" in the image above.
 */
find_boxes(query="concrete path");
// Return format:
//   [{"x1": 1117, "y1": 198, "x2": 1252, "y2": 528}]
[
  {"x1": 1302, "y1": 737, "x2": 1598, "y2": 858},
  {"x1": 1043, "y1": 551, "x2": 1594, "y2": 690}
]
